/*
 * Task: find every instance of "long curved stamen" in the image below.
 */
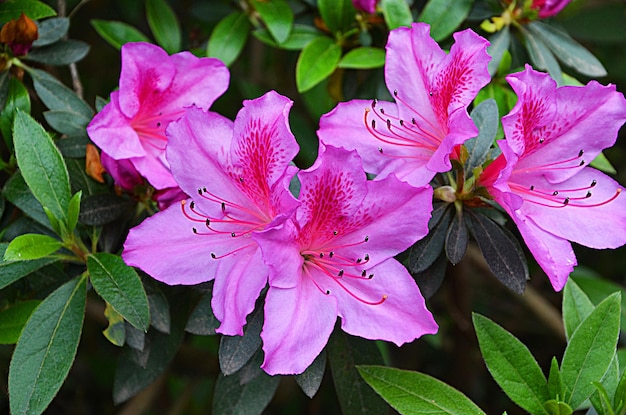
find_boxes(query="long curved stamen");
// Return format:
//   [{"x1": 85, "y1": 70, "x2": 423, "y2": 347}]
[
  {"x1": 392, "y1": 90, "x2": 444, "y2": 139},
  {"x1": 209, "y1": 243, "x2": 256, "y2": 259},
  {"x1": 198, "y1": 187, "x2": 267, "y2": 222},
  {"x1": 518, "y1": 149, "x2": 586, "y2": 174},
  {"x1": 511, "y1": 181, "x2": 622, "y2": 209}
]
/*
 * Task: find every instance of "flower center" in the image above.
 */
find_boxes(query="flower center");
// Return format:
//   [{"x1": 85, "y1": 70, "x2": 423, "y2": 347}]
[{"x1": 131, "y1": 109, "x2": 186, "y2": 151}]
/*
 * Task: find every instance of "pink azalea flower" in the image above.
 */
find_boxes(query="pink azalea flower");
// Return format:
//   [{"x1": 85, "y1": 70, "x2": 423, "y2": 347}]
[
  {"x1": 352, "y1": 0, "x2": 377, "y2": 14},
  {"x1": 531, "y1": 0, "x2": 571, "y2": 18},
  {"x1": 253, "y1": 145, "x2": 438, "y2": 375},
  {"x1": 87, "y1": 42, "x2": 229, "y2": 197},
  {"x1": 318, "y1": 23, "x2": 491, "y2": 187},
  {"x1": 123, "y1": 91, "x2": 300, "y2": 335},
  {"x1": 480, "y1": 66, "x2": 626, "y2": 291}
]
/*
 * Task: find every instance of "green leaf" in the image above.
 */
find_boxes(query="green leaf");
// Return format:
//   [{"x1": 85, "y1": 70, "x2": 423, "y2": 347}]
[
  {"x1": 253, "y1": 24, "x2": 320, "y2": 50},
  {"x1": 26, "y1": 40, "x2": 90, "y2": 66},
  {"x1": 0, "y1": 243, "x2": 57, "y2": 290},
  {"x1": 543, "y1": 400, "x2": 573, "y2": 415},
  {"x1": 562, "y1": 278, "x2": 594, "y2": 341},
  {"x1": 251, "y1": 0, "x2": 293, "y2": 44},
  {"x1": 338, "y1": 47, "x2": 385, "y2": 69},
  {"x1": 473, "y1": 313, "x2": 550, "y2": 414},
  {"x1": 0, "y1": 70, "x2": 10, "y2": 110},
  {"x1": 296, "y1": 36, "x2": 341, "y2": 93},
  {"x1": 358, "y1": 365, "x2": 486, "y2": 415},
  {"x1": 0, "y1": 76, "x2": 31, "y2": 149},
  {"x1": 102, "y1": 302, "x2": 126, "y2": 347},
  {"x1": 614, "y1": 365, "x2": 626, "y2": 411},
  {"x1": 9, "y1": 275, "x2": 86, "y2": 415},
  {"x1": 561, "y1": 292, "x2": 621, "y2": 409},
  {"x1": 590, "y1": 152, "x2": 617, "y2": 175},
  {"x1": 521, "y1": 27, "x2": 563, "y2": 86},
  {"x1": 466, "y1": 211, "x2": 528, "y2": 294},
  {"x1": 590, "y1": 354, "x2": 619, "y2": 414},
  {"x1": 409, "y1": 204, "x2": 453, "y2": 273},
  {"x1": 146, "y1": 0, "x2": 181, "y2": 54},
  {"x1": 380, "y1": 0, "x2": 413, "y2": 30},
  {"x1": 207, "y1": 11, "x2": 250, "y2": 67},
  {"x1": 43, "y1": 110, "x2": 91, "y2": 136},
  {"x1": 0, "y1": 0, "x2": 56, "y2": 23},
  {"x1": 445, "y1": 211, "x2": 468, "y2": 265},
  {"x1": 318, "y1": 0, "x2": 357, "y2": 34},
  {"x1": 465, "y1": 98, "x2": 499, "y2": 175},
  {"x1": 547, "y1": 357, "x2": 565, "y2": 400},
  {"x1": 145, "y1": 282, "x2": 170, "y2": 334},
  {"x1": 572, "y1": 272, "x2": 626, "y2": 338},
  {"x1": 418, "y1": 0, "x2": 474, "y2": 41},
  {"x1": 78, "y1": 194, "x2": 132, "y2": 226},
  {"x1": 66, "y1": 191, "x2": 81, "y2": 234},
  {"x1": 591, "y1": 381, "x2": 614, "y2": 415},
  {"x1": 328, "y1": 331, "x2": 387, "y2": 415},
  {"x1": 487, "y1": 26, "x2": 510, "y2": 76},
  {"x1": 2, "y1": 173, "x2": 50, "y2": 229},
  {"x1": 0, "y1": 300, "x2": 41, "y2": 344},
  {"x1": 32, "y1": 17, "x2": 69, "y2": 47},
  {"x1": 295, "y1": 350, "x2": 327, "y2": 398},
  {"x1": 185, "y1": 291, "x2": 220, "y2": 335},
  {"x1": 87, "y1": 253, "x2": 150, "y2": 332},
  {"x1": 526, "y1": 21, "x2": 607, "y2": 77},
  {"x1": 90, "y1": 19, "x2": 150, "y2": 50},
  {"x1": 3, "y1": 234, "x2": 62, "y2": 261},
  {"x1": 28, "y1": 69, "x2": 93, "y2": 118},
  {"x1": 13, "y1": 110, "x2": 71, "y2": 223},
  {"x1": 219, "y1": 307, "x2": 263, "y2": 375}
]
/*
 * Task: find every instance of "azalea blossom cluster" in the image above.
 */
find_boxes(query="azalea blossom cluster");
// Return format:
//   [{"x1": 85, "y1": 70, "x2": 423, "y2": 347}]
[{"x1": 88, "y1": 22, "x2": 626, "y2": 374}]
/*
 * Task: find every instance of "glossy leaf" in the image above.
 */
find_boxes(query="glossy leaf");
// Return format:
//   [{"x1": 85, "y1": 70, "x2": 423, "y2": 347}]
[
  {"x1": 219, "y1": 307, "x2": 263, "y2": 376},
  {"x1": 146, "y1": 0, "x2": 181, "y2": 54},
  {"x1": 295, "y1": 350, "x2": 327, "y2": 398},
  {"x1": 29, "y1": 69, "x2": 93, "y2": 118},
  {"x1": 380, "y1": 0, "x2": 413, "y2": 30},
  {"x1": 13, "y1": 110, "x2": 71, "y2": 223},
  {"x1": 251, "y1": 0, "x2": 293, "y2": 44},
  {"x1": 527, "y1": 21, "x2": 607, "y2": 77},
  {"x1": 466, "y1": 211, "x2": 528, "y2": 294},
  {"x1": 328, "y1": 331, "x2": 387, "y2": 415},
  {"x1": 338, "y1": 47, "x2": 385, "y2": 69},
  {"x1": 0, "y1": 242, "x2": 58, "y2": 290},
  {"x1": 445, "y1": 211, "x2": 468, "y2": 265},
  {"x1": 207, "y1": 11, "x2": 250, "y2": 67},
  {"x1": 91, "y1": 19, "x2": 150, "y2": 50},
  {"x1": 3, "y1": 233, "x2": 62, "y2": 262},
  {"x1": 562, "y1": 278, "x2": 594, "y2": 341},
  {"x1": 185, "y1": 291, "x2": 220, "y2": 335},
  {"x1": 318, "y1": 0, "x2": 356, "y2": 34},
  {"x1": 473, "y1": 313, "x2": 549, "y2": 414},
  {"x1": 0, "y1": 300, "x2": 41, "y2": 344},
  {"x1": 409, "y1": 204, "x2": 453, "y2": 274},
  {"x1": 87, "y1": 253, "x2": 150, "y2": 332},
  {"x1": 33, "y1": 17, "x2": 69, "y2": 47},
  {"x1": 358, "y1": 365, "x2": 486, "y2": 415},
  {"x1": 561, "y1": 292, "x2": 621, "y2": 409},
  {"x1": 418, "y1": 0, "x2": 474, "y2": 41},
  {"x1": 9, "y1": 276, "x2": 86, "y2": 415},
  {"x1": 0, "y1": 0, "x2": 56, "y2": 23},
  {"x1": 465, "y1": 98, "x2": 499, "y2": 175},
  {"x1": 253, "y1": 24, "x2": 320, "y2": 50},
  {"x1": 487, "y1": 26, "x2": 510, "y2": 76},
  {"x1": 0, "y1": 76, "x2": 31, "y2": 149},
  {"x1": 26, "y1": 40, "x2": 90, "y2": 66},
  {"x1": 296, "y1": 36, "x2": 341, "y2": 93}
]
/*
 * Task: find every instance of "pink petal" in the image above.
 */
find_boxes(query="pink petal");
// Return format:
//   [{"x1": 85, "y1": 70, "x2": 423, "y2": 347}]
[{"x1": 253, "y1": 218, "x2": 303, "y2": 289}]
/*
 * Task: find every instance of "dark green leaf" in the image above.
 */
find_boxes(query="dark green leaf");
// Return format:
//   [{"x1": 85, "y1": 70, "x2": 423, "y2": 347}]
[
  {"x1": 487, "y1": 26, "x2": 510, "y2": 76},
  {"x1": 2, "y1": 172, "x2": 50, "y2": 229},
  {"x1": 29, "y1": 69, "x2": 94, "y2": 118},
  {"x1": 465, "y1": 98, "x2": 499, "y2": 175},
  {"x1": 0, "y1": 0, "x2": 56, "y2": 23},
  {"x1": 90, "y1": 19, "x2": 150, "y2": 50},
  {"x1": 328, "y1": 331, "x2": 387, "y2": 415},
  {"x1": 56, "y1": 135, "x2": 90, "y2": 159},
  {"x1": 526, "y1": 21, "x2": 607, "y2": 77},
  {"x1": 522, "y1": 27, "x2": 563, "y2": 85},
  {"x1": 590, "y1": 354, "x2": 619, "y2": 414},
  {"x1": 13, "y1": 110, "x2": 71, "y2": 223},
  {"x1": 185, "y1": 291, "x2": 220, "y2": 335},
  {"x1": 412, "y1": 252, "x2": 447, "y2": 299},
  {"x1": 295, "y1": 350, "x2": 326, "y2": 398},
  {"x1": 358, "y1": 365, "x2": 486, "y2": 415},
  {"x1": 26, "y1": 40, "x2": 90, "y2": 65},
  {"x1": 252, "y1": 24, "x2": 320, "y2": 50},
  {"x1": 125, "y1": 322, "x2": 145, "y2": 351},
  {"x1": 0, "y1": 76, "x2": 30, "y2": 149},
  {"x1": 146, "y1": 0, "x2": 181, "y2": 54},
  {"x1": 380, "y1": 0, "x2": 413, "y2": 30},
  {"x1": 562, "y1": 278, "x2": 594, "y2": 341},
  {"x1": 251, "y1": 0, "x2": 293, "y2": 44},
  {"x1": 207, "y1": 11, "x2": 250, "y2": 67},
  {"x1": 409, "y1": 204, "x2": 453, "y2": 273},
  {"x1": 296, "y1": 36, "x2": 341, "y2": 93},
  {"x1": 88, "y1": 253, "x2": 150, "y2": 332},
  {"x1": 219, "y1": 307, "x2": 263, "y2": 375},
  {"x1": 473, "y1": 313, "x2": 549, "y2": 414},
  {"x1": 8, "y1": 276, "x2": 86, "y2": 415},
  {"x1": 43, "y1": 110, "x2": 91, "y2": 136},
  {"x1": 67, "y1": 159, "x2": 110, "y2": 196},
  {"x1": 145, "y1": 282, "x2": 170, "y2": 334},
  {"x1": 0, "y1": 300, "x2": 41, "y2": 344},
  {"x1": 212, "y1": 363, "x2": 280, "y2": 415},
  {"x1": 3, "y1": 233, "x2": 62, "y2": 261},
  {"x1": 418, "y1": 0, "x2": 474, "y2": 41},
  {"x1": 338, "y1": 47, "x2": 385, "y2": 69},
  {"x1": 0, "y1": 70, "x2": 10, "y2": 110},
  {"x1": 318, "y1": 0, "x2": 357, "y2": 34},
  {"x1": 561, "y1": 292, "x2": 621, "y2": 409},
  {"x1": 571, "y1": 272, "x2": 626, "y2": 337},
  {"x1": 113, "y1": 311, "x2": 185, "y2": 404},
  {"x1": 445, "y1": 211, "x2": 468, "y2": 265},
  {"x1": 466, "y1": 211, "x2": 528, "y2": 294},
  {"x1": 79, "y1": 194, "x2": 132, "y2": 226},
  {"x1": 547, "y1": 357, "x2": 565, "y2": 400},
  {"x1": 33, "y1": 17, "x2": 69, "y2": 47}
]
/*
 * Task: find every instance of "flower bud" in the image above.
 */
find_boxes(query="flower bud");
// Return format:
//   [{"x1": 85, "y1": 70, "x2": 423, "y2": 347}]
[{"x1": 0, "y1": 13, "x2": 39, "y2": 55}]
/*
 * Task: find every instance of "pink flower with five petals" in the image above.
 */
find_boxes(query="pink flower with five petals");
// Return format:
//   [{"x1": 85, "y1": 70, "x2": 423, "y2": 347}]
[
  {"x1": 318, "y1": 23, "x2": 491, "y2": 187},
  {"x1": 480, "y1": 66, "x2": 626, "y2": 291}
]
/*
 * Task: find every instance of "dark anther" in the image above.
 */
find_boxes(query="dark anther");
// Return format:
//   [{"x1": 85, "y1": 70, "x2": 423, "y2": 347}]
[
  {"x1": 579, "y1": 160, "x2": 585, "y2": 166},
  {"x1": 429, "y1": 91, "x2": 433, "y2": 96},
  {"x1": 371, "y1": 119, "x2": 376, "y2": 129},
  {"x1": 205, "y1": 219, "x2": 210, "y2": 226},
  {"x1": 231, "y1": 232, "x2": 236, "y2": 237},
  {"x1": 197, "y1": 188, "x2": 203, "y2": 195},
  {"x1": 361, "y1": 270, "x2": 367, "y2": 277},
  {"x1": 539, "y1": 138, "x2": 545, "y2": 144},
  {"x1": 563, "y1": 197, "x2": 570, "y2": 205},
  {"x1": 333, "y1": 230, "x2": 338, "y2": 235},
  {"x1": 364, "y1": 236, "x2": 369, "y2": 242},
  {"x1": 386, "y1": 119, "x2": 391, "y2": 129},
  {"x1": 326, "y1": 290, "x2": 331, "y2": 295},
  {"x1": 320, "y1": 253, "x2": 324, "y2": 258},
  {"x1": 591, "y1": 180, "x2": 597, "y2": 187},
  {"x1": 393, "y1": 89, "x2": 398, "y2": 96},
  {"x1": 378, "y1": 147, "x2": 383, "y2": 153},
  {"x1": 329, "y1": 251, "x2": 334, "y2": 258},
  {"x1": 578, "y1": 149, "x2": 584, "y2": 157},
  {"x1": 372, "y1": 99, "x2": 377, "y2": 108},
  {"x1": 211, "y1": 252, "x2": 216, "y2": 259},
  {"x1": 552, "y1": 191, "x2": 559, "y2": 196},
  {"x1": 530, "y1": 185, "x2": 535, "y2": 191},
  {"x1": 411, "y1": 118, "x2": 416, "y2": 125},
  {"x1": 380, "y1": 108, "x2": 385, "y2": 115},
  {"x1": 368, "y1": 274, "x2": 374, "y2": 279},
  {"x1": 364, "y1": 254, "x2": 370, "y2": 261},
  {"x1": 586, "y1": 191, "x2": 592, "y2": 198},
  {"x1": 221, "y1": 202, "x2": 226, "y2": 212},
  {"x1": 399, "y1": 119, "x2": 404, "y2": 127},
  {"x1": 192, "y1": 228, "x2": 198, "y2": 234},
  {"x1": 338, "y1": 270, "x2": 344, "y2": 277},
  {"x1": 157, "y1": 122, "x2": 161, "y2": 127},
  {"x1": 239, "y1": 177, "x2": 244, "y2": 183},
  {"x1": 190, "y1": 201, "x2": 195, "y2": 209},
  {"x1": 356, "y1": 258, "x2": 362, "y2": 263}
]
